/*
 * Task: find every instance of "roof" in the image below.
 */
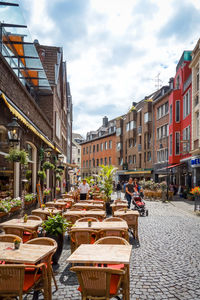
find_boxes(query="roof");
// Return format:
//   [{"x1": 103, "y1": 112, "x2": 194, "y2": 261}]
[{"x1": 72, "y1": 133, "x2": 84, "y2": 139}]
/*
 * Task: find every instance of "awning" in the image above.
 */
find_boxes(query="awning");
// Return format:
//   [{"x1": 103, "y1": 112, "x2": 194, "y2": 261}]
[
  {"x1": 166, "y1": 163, "x2": 184, "y2": 169},
  {"x1": 1, "y1": 92, "x2": 61, "y2": 153},
  {"x1": 123, "y1": 170, "x2": 152, "y2": 175}
]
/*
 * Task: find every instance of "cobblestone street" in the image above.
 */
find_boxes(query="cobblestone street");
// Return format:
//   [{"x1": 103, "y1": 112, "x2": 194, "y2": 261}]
[{"x1": 49, "y1": 201, "x2": 200, "y2": 300}]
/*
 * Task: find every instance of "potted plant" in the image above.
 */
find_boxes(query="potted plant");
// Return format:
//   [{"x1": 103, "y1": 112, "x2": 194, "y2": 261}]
[
  {"x1": 190, "y1": 187, "x2": 200, "y2": 211},
  {"x1": 42, "y1": 161, "x2": 55, "y2": 171},
  {"x1": 10, "y1": 197, "x2": 22, "y2": 212},
  {"x1": 38, "y1": 170, "x2": 46, "y2": 182},
  {"x1": 6, "y1": 148, "x2": 28, "y2": 165},
  {"x1": 42, "y1": 213, "x2": 70, "y2": 264},
  {"x1": 24, "y1": 193, "x2": 36, "y2": 206},
  {"x1": 26, "y1": 170, "x2": 32, "y2": 180},
  {"x1": 56, "y1": 187, "x2": 61, "y2": 194},
  {"x1": 0, "y1": 201, "x2": 11, "y2": 217}
]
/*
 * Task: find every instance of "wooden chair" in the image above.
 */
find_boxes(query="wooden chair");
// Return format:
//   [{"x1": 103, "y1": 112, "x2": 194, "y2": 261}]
[
  {"x1": 95, "y1": 236, "x2": 129, "y2": 245},
  {"x1": 70, "y1": 229, "x2": 99, "y2": 253},
  {"x1": 32, "y1": 211, "x2": 47, "y2": 220},
  {"x1": 70, "y1": 207, "x2": 83, "y2": 211},
  {"x1": 0, "y1": 263, "x2": 48, "y2": 300},
  {"x1": 103, "y1": 217, "x2": 124, "y2": 222},
  {"x1": 86, "y1": 213, "x2": 105, "y2": 222},
  {"x1": 0, "y1": 234, "x2": 22, "y2": 243},
  {"x1": 26, "y1": 237, "x2": 58, "y2": 292},
  {"x1": 90, "y1": 208, "x2": 105, "y2": 211},
  {"x1": 112, "y1": 205, "x2": 127, "y2": 216},
  {"x1": 120, "y1": 213, "x2": 138, "y2": 239},
  {"x1": 64, "y1": 214, "x2": 81, "y2": 225},
  {"x1": 76, "y1": 217, "x2": 99, "y2": 223},
  {"x1": 70, "y1": 266, "x2": 125, "y2": 300},
  {"x1": 98, "y1": 228, "x2": 129, "y2": 241},
  {"x1": 27, "y1": 215, "x2": 42, "y2": 221},
  {"x1": 3, "y1": 226, "x2": 37, "y2": 243}
]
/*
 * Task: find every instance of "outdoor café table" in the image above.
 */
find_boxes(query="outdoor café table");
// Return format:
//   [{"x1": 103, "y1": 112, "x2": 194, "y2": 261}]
[
  {"x1": 46, "y1": 201, "x2": 68, "y2": 209},
  {"x1": 0, "y1": 218, "x2": 42, "y2": 231},
  {"x1": 32, "y1": 207, "x2": 61, "y2": 219},
  {"x1": 72, "y1": 221, "x2": 128, "y2": 231},
  {"x1": 67, "y1": 244, "x2": 132, "y2": 300},
  {"x1": 114, "y1": 210, "x2": 139, "y2": 239},
  {"x1": 73, "y1": 203, "x2": 104, "y2": 210},
  {"x1": 0, "y1": 241, "x2": 57, "y2": 300},
  {"x1": 111, "y1": 203, "x2": 128, "y2": 215},
  {"x1": 62, "y1": 193, "x2": 74, "y2": 199},
  {"x1": 64, "y1": 210, "x2": 106, "y2": 218}
]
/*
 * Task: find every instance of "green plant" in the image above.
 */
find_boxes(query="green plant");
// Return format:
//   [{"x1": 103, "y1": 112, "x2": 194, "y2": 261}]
[
  {"x1": 26, "y1": 170, "x2": 32, "y2": 180},
  {"x1": 42, "y1": 214, "x2": 70, "y2": 236},
  {"x1": 55, "y1": 168, "x2": 64, "y2": 175},
  {"x1": 24, "y1": 193, "x2": 36, "y2": 202},
  {"x1": 6, "y1": 148, "x2": 28, "y2": 165},
  {"x1": 98, "y1": 165, "x2": 117, "y2": 201},
  {"x1": 42, "y1": 161, "x2": 55, "y2": 171},
  {"x1": 43, "y1": 188, "x2": 51, "y2": 196},
  {"x1": 56, "y1": 174, "x2": 61, "y2": 181},
  {"x1": 38, "y1": 170, "x2": 46, "y2": 182}
]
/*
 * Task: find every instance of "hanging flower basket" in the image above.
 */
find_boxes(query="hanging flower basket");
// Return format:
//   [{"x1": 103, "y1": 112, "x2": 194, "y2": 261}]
[
  {"x1": 42, "y1": 162, "x2": 55, "y2": 171},
  {"x1": 6, "y1": 149, "x2": 28, "y2": 165}
]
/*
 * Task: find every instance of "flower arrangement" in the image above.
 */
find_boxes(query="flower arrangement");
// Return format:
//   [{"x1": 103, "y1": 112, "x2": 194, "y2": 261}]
[
  {"x1": 41, "y1": 204, "x2": 46, "y2": 210},
  {"x1": 56, "y1": 187, "x2": 61, "y2": 193},
  {"x1": 0, "y1": 201, "x2": 11, "y2": 213},
  {"x1": 190, "y1": 187, "x2": 200, "y2": 195},
  {"x1": 23, "y1": 214, "x2": 28, "y2": 223},
  {"x1": 43, "y1": 188, "x2": 51, "y2": 196},
  {"x1": 24, "y1": 193, "x2": 36, "y2": 202},
  {"x1": 56, "y1": 174, "x2": 61, "y2": 181},
  {"x1": 10, "y1": 197, "x2": 22, "y2": 208},
  {"x1": 38, "y1": 170, "x2": 46, "y2": 182},
  {"x1": 14, "y1": 237, "x2": 21, "y2": 249}
]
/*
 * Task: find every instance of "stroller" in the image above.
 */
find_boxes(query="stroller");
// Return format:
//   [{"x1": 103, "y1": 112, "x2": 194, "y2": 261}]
[{"x1": 132, "y1": 192, "x2": 148, "y2": 216}]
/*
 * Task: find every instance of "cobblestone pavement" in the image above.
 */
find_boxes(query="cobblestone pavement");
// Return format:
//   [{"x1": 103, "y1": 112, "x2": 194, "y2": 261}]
[{"x1": 26, "y1": 201, "x2": 200, "y2": 300}]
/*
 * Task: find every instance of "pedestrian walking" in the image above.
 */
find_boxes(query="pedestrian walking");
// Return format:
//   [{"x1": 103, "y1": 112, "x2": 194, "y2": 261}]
[
  {"x1": 78, "y1": 179, "x2": 90, "y2": 200},
  {"x1": 125, "y1": 177, "x2": 134, "y2": 208}
]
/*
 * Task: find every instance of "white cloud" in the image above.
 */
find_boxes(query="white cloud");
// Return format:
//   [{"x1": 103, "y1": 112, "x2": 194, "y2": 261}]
[{"x1": 19, "y1": 0, "x2": 200, "y2": 136}]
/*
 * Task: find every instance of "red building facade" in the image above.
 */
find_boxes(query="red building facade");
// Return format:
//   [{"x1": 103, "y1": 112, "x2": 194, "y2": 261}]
[{"x1": 168, "y1": 51, "x2": 192, "y2": 186}]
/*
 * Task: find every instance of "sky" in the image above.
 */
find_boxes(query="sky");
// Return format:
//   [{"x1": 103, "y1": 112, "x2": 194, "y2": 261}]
[{"x1": 19, "y1": 0, "x2": 200, "y2": 138}]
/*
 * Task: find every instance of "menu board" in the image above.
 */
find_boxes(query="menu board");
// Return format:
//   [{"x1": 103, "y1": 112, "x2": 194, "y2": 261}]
[{"x1": 36, "y1": 183, "x2": 43, "y2": 207}]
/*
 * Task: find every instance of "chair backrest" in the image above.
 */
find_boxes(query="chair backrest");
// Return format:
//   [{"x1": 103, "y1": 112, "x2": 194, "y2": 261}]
[
  {"x1": 64, "y1": 214, "x2": 81, "y2": 224},
  {"x1": 90, "y1": 208, "x2": 104, "y2": 211},
  {"x1": 3, "y1": 226, "x2": 37, "y2": 242},
  {"x1": 116, "y1": 208, "x2": 132, "y2": 212},
  {"x1": 45, "y1": 203, "x2": 55, "y2": 208},
  {"x1": 86, "y1": 213, "x2": 105, "y2": 221},
  {"x1": 121, "y1": 214, "x2": 138, "y2": 226},
  {"x1": 70, "y1": 207, "x2": 83, "y2": 211},
  {"x1": 32, "y1": 211, "x2": 47, "y2": 220},
  {"x1": 76, "y1": 217, "x2": 99, "y2": 223},
  {"x1": 0, "y1": 234, "x2": 22, "y2": 243},
  {"x1": 70, "y1": 229, "x2": 98, "y2": 252},
  {"x1": 27, "y1": 215, "x2": 42, "y2": 221},
  {"x1": 95, "y1": 236, "x2": 129, "y2": 245},
  {"x1": 103, "y1": 217, "x2": 124, "y2": 222},
  {"x1": 98, "y1": 228, "x2": 129, "y2": 241},
  {"x1": 70, "y1": 266, "x2": 124, "y2": 298}
]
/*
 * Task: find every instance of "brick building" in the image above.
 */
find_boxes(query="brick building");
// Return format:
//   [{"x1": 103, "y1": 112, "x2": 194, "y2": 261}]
[
  {"x1": 81, "y1": 117, "x2": 117, "y2": 178},
  {"x1": 115, "y1": 94, "x2": 158, "y2": 181},
  {"x1": 0, "y1": 2, "x2": 72, "y2": 197},
  {"x1": 152, "y1": 86, "x2": 171, "y2": 181}
]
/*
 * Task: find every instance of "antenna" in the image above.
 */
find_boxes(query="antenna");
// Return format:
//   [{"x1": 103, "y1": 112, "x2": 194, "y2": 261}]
[{"x1": 155, "y1": 73, "x2": 163, "y2": 90}]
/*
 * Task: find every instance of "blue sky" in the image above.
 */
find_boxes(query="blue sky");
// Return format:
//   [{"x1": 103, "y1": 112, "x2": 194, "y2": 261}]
[{"x1": 19, "y1": 0, "x2": 200, "y2": 137}]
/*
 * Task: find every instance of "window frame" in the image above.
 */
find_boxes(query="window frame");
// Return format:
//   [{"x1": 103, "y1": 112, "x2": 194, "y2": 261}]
[{"x1": 175, "y1": 100, "x2": 180, "y2": 123}]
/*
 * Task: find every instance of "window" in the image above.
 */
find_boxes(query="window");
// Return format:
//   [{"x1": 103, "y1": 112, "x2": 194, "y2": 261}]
[
  {"x1": 176, "y1": 75, "x2": 180, "y2": 89},
  {"x1": 118, "y1": 157, "x2": 121, "y2": 165},
  {"x1": 93, "y1": 159, "x2": 95, "y2": 167},
  {"x1": 109, "y1": 157, "x2": 112, "y2": 165},
  {"x1": 196, "y1": 111, "x2": 199, "y2": 137},
  {"x1": 175, "y1": 101, "x2": 180, "y2": 122},
  {"x1": 129, "y1": 139, "x2": 133, "y2": 148},
  {"x1": 86, "y1": 147, "x2": 88, "y2": 154},
  {"x1": 197, "y1": 69, "x2": 199, "y2": 91},
  {"x1": 89, "y1": 160, "x2": 91, "y2": 167},
  {"x1": 147, "y1": 151, "x2": 151, "y2": 161},
  {"x1": 83, "y1": 161, "x2": 85, "y2": 168},
  {"x1": 144, "y1": 152, "x2": 146, "y2": 162},
  {"x1": 157, "y1": 151, "x2": 160, "y2": 163},
  {"x1": 100, "y1": 158, "x2": 103, "y2": 165},
  {"x1": 175, "y1": 132, "x2": 180, "y2": 155},
  {"x1": 96, "y1": 159, "x2": 99, "y2": 166},
  {"x1": 78, "y1": 149, "x2": 80, "y2": 154},
  {"x1": 183, "y1": 90, "x2": 190, "y2": 119},
  {"x1": 104, "y1": 157, "x2": 107, "y2": 165},
  {"x1": 133, "y1": 155, "x2": 136, "y2": 164},
  {"x1": 89, "y1": 146, "x2": 92, "y2": 153},
  {"x1": 116, "y1": 142, "x2": 121, "y2": 151},
  {"x1": 78, "y1": 158, "x2": 80, "y2": 163},
  {"x1": 109, "y1": 140, "x2": 112, "y2": 149},
  {"x1": 86, "y1": 160, "x2": 88, "y2": 167},
  {"x1": 97, "y1": 144, "x2": 99, "y2": 152},
  {"x1": 165, "y1": 148, "x2": 168, "y2": 161},
  {"x1": 126, "y1": 123, "x2": 129, "y2": 132},
  {"x1": 169, "y1": 105, "x2": 172, "y2": 124},
  {"x1": 93, "y1": 145, "x2": 95, "y2": 152},
  {"x1": 55, "y1": 112, "x2": 61, "y2": 139},
  {"x1": 183, "y1": 126, "x2": 190, "y2": 152},
  {"x1": 169, "y1": 134, "x2": 172, "y2": 156},
  {"x1": 101, "y1": 143, "x2": 103, "y2": 151},
  {"x1": 83, "y1": 147, "x2": 85, "y2": 155},
  {"x1": 105, "y1": 141, "x2": 108, "y2": 150},
  {"x1": 165, "y1": 102, "x2": 169, "y2": 114},
  {"x1": 116, "y1": 128, "x2": 121, "y2": 136},
  {"x1": 128, "y1": 155, "x2": 132, "y2": 164}
]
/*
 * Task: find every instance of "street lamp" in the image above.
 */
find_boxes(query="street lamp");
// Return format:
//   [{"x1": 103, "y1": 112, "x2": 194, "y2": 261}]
[
  {"x1": 44, "y1": 148, "x2": 52, "y2": 160},
  {"x1": 7, "y1": 117, "x2": 22, "y2": 146}
]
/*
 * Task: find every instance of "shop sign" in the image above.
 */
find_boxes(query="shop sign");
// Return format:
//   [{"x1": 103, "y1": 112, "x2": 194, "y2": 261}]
[{"x1": 191, "y1": 157, "x2": 200, "y2": 167}]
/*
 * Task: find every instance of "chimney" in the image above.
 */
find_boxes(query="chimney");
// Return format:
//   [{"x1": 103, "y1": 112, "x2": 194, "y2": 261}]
[
  {"x1": 169, "y1": 77, "x2": 174, "y2": 90},
  {"x1": 103, "y1": 116, "x2": 108, "y2": 127}
]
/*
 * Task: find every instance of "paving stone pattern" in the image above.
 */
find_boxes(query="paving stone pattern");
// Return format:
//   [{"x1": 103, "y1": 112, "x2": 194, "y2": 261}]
[{"x1": 26, "y1": 201, "x2": 200, "y2": 300}]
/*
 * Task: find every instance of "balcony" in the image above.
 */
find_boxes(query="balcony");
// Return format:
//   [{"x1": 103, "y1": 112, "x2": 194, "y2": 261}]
[
  {"x1": 138, "y1": 126, "x2": 142, "y2": 134},
  {"x1": 138, "y1": 144, "x2": 142, "y2": 152}
]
